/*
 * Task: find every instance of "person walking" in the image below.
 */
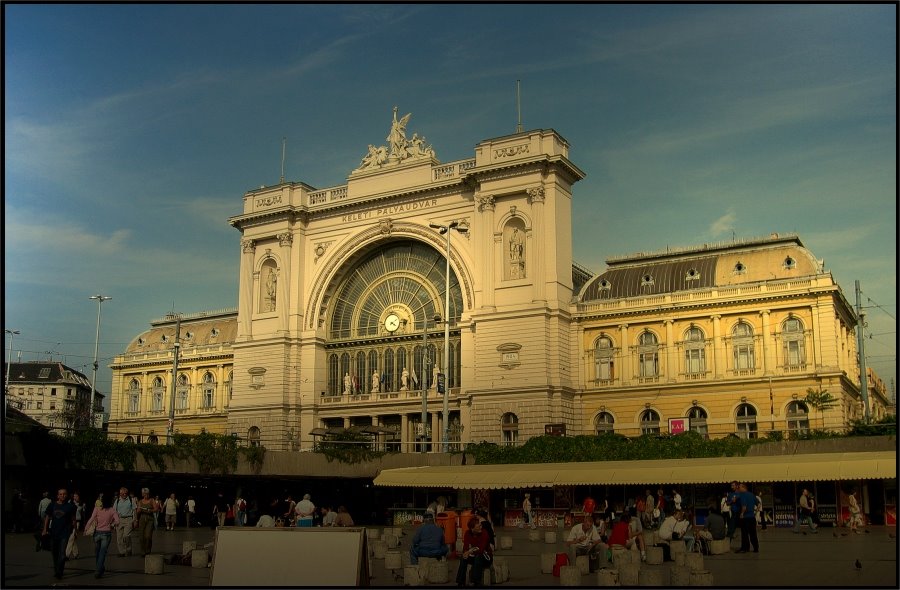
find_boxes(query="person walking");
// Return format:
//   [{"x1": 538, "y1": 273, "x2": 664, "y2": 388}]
[
  {"x1": 163, "y1": 493, "x2": 179, "y2": 531},
  {"x1": 735, "y1": 483, "x2": 759, "y2": 553},
  {"x1": 793, "y1": 489, "x2": 818, "y2": 534},
  {"x1": 213, "y1": 493, "x2": 229, "y2": 527},
  {"x1": 113, "y1": 487, "x2": 136, "y2": 557},
  {"x1": 521, "y1": 493, "x2": 536, "y2": 529},
  {"x1": 72, "y1": 492, "x2": 85, "y2": 532},
  {"x1": 186, "y1": 496, "x2": 196, "y2": 528},
  {"x1": 42, "y1": 488, "x2": 77, "y2": 580},
  {"x1": 235, "y1": 495, "x2": 247, "y2": 527},
  {"x1": 847, "y1": 489, "x2": 863, "y2": 533},
  {"x1": 84, "y1": 493, "x2": 120, "y2": 578},
  {"x1": 135, "y1": 488, "x2": 159, "y2": 556},
  {"x1": 726, "y1": 481, "x2": 741, "y2": 540}
]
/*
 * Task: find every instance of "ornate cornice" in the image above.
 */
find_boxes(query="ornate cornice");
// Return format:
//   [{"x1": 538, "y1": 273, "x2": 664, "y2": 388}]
[
  {"x1": 241, "y1": 239, "x2": 256, "y2": 254},
  {"x1": 277, "y1": 232, "x2": 293, "y2": 247},
  {"x1": 527, "y1": 187, "x2": 545, "y2": 204},
  {"x1": 475, "y1": 194, "x2": 496, "y2": 212}
]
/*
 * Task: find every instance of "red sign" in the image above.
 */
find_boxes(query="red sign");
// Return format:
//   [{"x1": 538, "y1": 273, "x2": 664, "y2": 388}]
[{"x1": 668, "y1": 418, "x2": 688, "y2": 434}]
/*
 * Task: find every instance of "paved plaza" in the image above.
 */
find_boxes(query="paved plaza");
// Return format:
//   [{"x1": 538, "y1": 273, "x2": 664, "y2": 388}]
[{"x1": 4, "y1": 524, "x2": 896, "y2": 587}]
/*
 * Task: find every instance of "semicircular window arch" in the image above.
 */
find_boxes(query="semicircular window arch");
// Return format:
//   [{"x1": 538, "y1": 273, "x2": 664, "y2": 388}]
[{"x1": 329, "y1": 240, "x2": 463, "y2": 340}]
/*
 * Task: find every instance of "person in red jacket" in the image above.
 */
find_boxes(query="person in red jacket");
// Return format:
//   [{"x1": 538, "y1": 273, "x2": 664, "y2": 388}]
[
  {"x1": 582, "y1": 496, "x2": 596, "y2": 516},
  {"x1": 456, "y1": 517, "x2": 493, "y2": 587}
]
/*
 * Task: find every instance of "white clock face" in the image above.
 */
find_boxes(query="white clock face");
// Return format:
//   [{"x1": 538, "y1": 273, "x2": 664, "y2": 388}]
[{"x1": 384, "y1": 313, "x2": 401, "y2": 333}]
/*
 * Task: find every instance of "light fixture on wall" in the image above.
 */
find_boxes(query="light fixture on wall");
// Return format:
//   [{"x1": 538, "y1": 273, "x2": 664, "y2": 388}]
[
  {"x1": 645, "y1": 402, "x2": 651, "y2": 409},
  {"x1": 792, "y1": 393, "x2": 799, "y2": 400},
  {"x1": 692, "y1": 400, "x2": 699, "y2": 406},
  {"x1": 599, "y1": 405, "x2": 606, "y2": 412},
  {"x1": 740, "y1": 396, "x2": 747, "y2": 403}
]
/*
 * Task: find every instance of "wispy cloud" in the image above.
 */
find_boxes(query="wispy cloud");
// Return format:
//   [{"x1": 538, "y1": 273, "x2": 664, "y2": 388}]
[{"x1": 709, "y1": 211, "x2": 737, "y2": 237}]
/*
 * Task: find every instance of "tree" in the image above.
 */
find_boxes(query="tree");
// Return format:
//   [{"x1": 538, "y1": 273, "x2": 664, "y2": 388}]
[{"x1": 803, "y1": 388, "x2": 839, "y2": 431}]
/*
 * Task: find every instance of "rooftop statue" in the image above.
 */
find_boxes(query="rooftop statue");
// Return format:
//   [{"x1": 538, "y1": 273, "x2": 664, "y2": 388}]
[{"x1": 353, "y1": 107, "x2": 436, "y2": 172}]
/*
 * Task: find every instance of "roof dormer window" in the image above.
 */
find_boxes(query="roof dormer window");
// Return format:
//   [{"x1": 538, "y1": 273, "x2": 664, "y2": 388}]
[
  {"x1": 783, "y1": 256, "x2": 796, "y2": 270},
  {"x1": 733, "y1": 262, "x2": 746, "y2": 275},
  {"x1": 685, "y1": 268, "x2": 700, "y2": 281}
]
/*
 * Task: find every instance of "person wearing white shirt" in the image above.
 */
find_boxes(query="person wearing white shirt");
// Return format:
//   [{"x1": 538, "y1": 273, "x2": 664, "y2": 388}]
[{"x1": 565, "y1": 514, "x2": 605, "y2": 570}]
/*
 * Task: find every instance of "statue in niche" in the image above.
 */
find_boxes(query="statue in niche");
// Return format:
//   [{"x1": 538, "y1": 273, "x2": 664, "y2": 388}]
[
  {"x1": 509, "y1": 228, "x2": 525, "y2": 279},
  {"x1": 343, "y1": 372, "x2": 352, "y2": 395},
  {"x1": 387, "y1": 106, "x2": 412, "y2": 161},
  {"x1": 371, "y1": 371, "x2": 380, "y2": 393},
  {"x1": 430, "y1": 365, "x2": 440, "y2": 391},
  {"x1": 400, "y1": 368, "x2": 409, "y2": 391},
  {"x1": 265, "y1": 268, "x2": 278, "y2": 311}
]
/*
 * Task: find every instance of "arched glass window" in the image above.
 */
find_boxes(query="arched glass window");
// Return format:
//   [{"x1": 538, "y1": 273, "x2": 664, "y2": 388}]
[
  {"x1": 638, "y1": 332, "x2": 659, "y2": 378},
  {"x1": 124, "y1": 435, "x2": 134, "y2": 443},
  {"x1": 227, "y1": 371, "x2": 233, "y2": 402},
  {"x1": 354, "y1": 351, "x2": 366, "y2": 394},
  {"x1": 782, "y1": 318, "x2": 806, "y2": 369},
  {"x1": 640, "y1": 409, "x2": 661, "y2": 434},
  {"x1": 340, "y1": 353, "x2": 351, "y2": 393},
  {"x1": 176, "y1": 374, "x2": 189, "y2": 410},
  {"x1": 368, "y1": 350, "x2": 379, "y2": 392},
  {"x1": 383, "y1": 348, "x2": 394, "y2": 392},
  {"x1": 736, "y1": 403, "x2": 758, "y2": 439},
  {"x1": 687, "y1": 406, "x2": 708, "y2": 436},
  {"x1": 501, "y1": 413, "x2": 519, "y2": 446},
  {"x1": 594, "y1": 336, "x2": 615, "y2": 383},
  {"x1": 128, "y1": 379, "x2": 141, "y2": 413},
  {"x1": 328, "y1": 354, "x2": 339, "y2": 395},
  {"x1": 151, "y1": 376, "x2": 164, "y2": 413},
  {"x1": 147, "y1": 434, "x2": 159, "y2": 444},
  {"x1": 684, "y1": 327, "x2": 706, "y2": 376},
  {"x1": 248, "y1": 426, "x2": 261, "y2": 448},
  {"x1": 732, "y1": 322, "x2": 755, "y2": 372},
  {"x1": 595, "y1": 412, "x2": 615, "y2": 435},
  {"x1": 202, "y1": 372, "x2": 215, "y2": 409},
  {"x1": 397, "y1": 348, "x2": 407, "y2": 390},
  {"x1": 786, "y1": 400, "x2": 810, "y2": 434}
]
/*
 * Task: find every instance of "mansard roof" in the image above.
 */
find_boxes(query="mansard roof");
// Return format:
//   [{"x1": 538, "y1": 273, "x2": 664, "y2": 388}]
[
  {"x1": 578, "y1": 233, "x2": 824, "y2": 302},
  {"x1": 124, "y1": 309, "x2": 238, "y2": 354}
]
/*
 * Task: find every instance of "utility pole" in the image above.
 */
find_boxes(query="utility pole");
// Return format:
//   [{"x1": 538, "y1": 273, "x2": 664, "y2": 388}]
[
  {"x1": 88, "y1": 295, "x2": 112, "y2": 428},
  {"x1": 855, "y1": 280, "x2": 871, "y2": 422},
  {"x1": 420, "y1": 315, "x2": 429, "y2": 453},
  {"x1": 166, "y1": 314, "x2": 182, "y2": 444},
  {"x1": 5, "y1": 329, "x2": 20, "y2": 419}
]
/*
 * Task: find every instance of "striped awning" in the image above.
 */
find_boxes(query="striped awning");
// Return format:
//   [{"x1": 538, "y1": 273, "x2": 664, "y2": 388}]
[{"x1": 373, "y1": 451, "x2": 896, "y2": 489}]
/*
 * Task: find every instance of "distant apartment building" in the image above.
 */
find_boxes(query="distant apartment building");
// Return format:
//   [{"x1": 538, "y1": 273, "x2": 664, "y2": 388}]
[{"x1": 4, "y1": 361, "x2": 104, "y2": 431}]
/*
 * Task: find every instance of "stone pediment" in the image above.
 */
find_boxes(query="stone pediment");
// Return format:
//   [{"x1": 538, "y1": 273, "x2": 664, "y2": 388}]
[{"x1": 352, "y1": 107, "x2": 438, "y2": 175}]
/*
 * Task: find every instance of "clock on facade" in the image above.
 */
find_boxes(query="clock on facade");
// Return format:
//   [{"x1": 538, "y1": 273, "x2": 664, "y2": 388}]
[{"x1": 384, "y1": 313, "x2": 401, "y2": 333}]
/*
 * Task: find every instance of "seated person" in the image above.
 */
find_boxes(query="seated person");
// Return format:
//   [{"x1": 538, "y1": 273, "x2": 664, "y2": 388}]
[
  {"x1": 566, "y1": 514, "x2": 605, "y2": 570},
  {"x1": 608, "y1": 511, "x2": 646, "y2": 561},
  {"x1": 672, "y1": 511, "x2": 695, "y2": 552},
  {"x1": 699, "y1": 507, "x2": 726, "y2": 541},
  {"x1": 255, "y1": 514, "x2": 275, "y2": 527},
  {"x1": 476, "y1": 510, "x2": 496, "y2": 551},
  {"x1": 456, "y1": 517, "x2": 493, "y2": 587},
  {"x1": 658, "y1": 509, "x2": 678, "y2": 543},
  {"x1": 410, "y1": 512, "x2": 448, "y2": 565}
]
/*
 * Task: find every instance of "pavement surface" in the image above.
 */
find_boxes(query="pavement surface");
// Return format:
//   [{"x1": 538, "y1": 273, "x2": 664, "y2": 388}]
[{"x1": 3, "y1": 523, "x2": 896, "y2": 587}]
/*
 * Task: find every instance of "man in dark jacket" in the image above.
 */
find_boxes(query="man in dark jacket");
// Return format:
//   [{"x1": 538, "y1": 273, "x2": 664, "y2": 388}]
[{"x1": 410, "y1": 512, "x2": 448, "y2": 564}]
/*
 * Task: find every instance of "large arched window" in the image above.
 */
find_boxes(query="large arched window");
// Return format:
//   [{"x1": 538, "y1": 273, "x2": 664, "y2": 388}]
[
  {"x1": 501, "y1": 413, "x2": 519, "y2": 446},
  {"x1": 640, "y1": 409, "x2": 661, "y2": 434},
  {"x1": 594, "y1": 336, "x2": 615, "y2": 383},
  {"x1": 354, "y1": 351, "x2": 366, "y2": 395},
  {"x1": 397, "y1": 348, "x2": 407, "y2": 390},
  {"x1": 340, "y1": 353, "x2": 351, "y2": 393},
  {"x1": 202, "y1": 372, "x2": 215, "y2": 409},
  {"x1": 732, "y1": 322, "x2": 755, "y2": 373},
  {"x1": 735, "y1": 403, "x2": 758, "y2": 439},
  {"x1": 595, "y1": 412, "x2": 615, "y2": 435},
  {"x1": 226, "y1": 371, "x2": 233, "y2": 402},
  {"x1": 782, "y1": 318, "x2": 806, "y2": 369},
  {"x1": 327, "y1": 354, "x2": 339, "y2": 396},
  {"x1": 687, "y1": 406, "x2": 708, "y2": 436},
  {"x1": 176, "y1": 374, "x2": 190, "y2": 410},
  {"x1": 367, "y1": 350, "x2": 379, "y2": 392},
  {"x1": 683, "y1": 327, "x2": 706, "y2": 376},
  {"x1": 383, "y1": 348, "x2": 395, "y2": 392},
  {"x1": 128, "y1": 379, "x2": 141, "y2": 413},
  {"x1": 638, "y1": 332, "x2": 659, "y2": 379},
  {"x1": 786, "y1": 400, "x2": 810, "y2": 434},
  {"x1": 151, "y1": 376, "x2": 164, "y2": 413}
]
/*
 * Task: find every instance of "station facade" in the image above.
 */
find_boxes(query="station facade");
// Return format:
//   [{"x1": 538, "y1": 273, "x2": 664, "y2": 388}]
[{"x1": 108, "y1": 112, "x2": 888, "y2": 450}]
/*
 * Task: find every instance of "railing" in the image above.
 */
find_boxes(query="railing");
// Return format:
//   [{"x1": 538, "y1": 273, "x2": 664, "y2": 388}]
[{"x1": 319, "y1": 388, "x2": 460, "y2": 404}]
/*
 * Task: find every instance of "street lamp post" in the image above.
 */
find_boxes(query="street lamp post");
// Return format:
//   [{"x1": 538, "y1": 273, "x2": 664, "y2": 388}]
[
  {"x1": 5, "y1": 329, "x2": 21, "y2": 418},
  {"x1": 419, "y1": 313, "x2": 441, "y2": 453},
  {"x1": 429, "y1": 221, "x2": 468, "y2": 452},
  {"x1": 166, "y1": 314, "x2": 182, "y2": 445},
  {"x1": 88, "y1": 295, "x2": 112, "y2": 428}
]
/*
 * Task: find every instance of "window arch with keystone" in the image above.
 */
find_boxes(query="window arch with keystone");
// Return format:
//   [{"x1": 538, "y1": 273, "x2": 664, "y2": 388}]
[
  {"x1": 638, "y1": 331, "x2": 660, "y2": 379},
  {"x1": 595, "y1": 412, "x2": 615, "y2": 435},
  {"x1": 202, "y1": 372, "x2": 216, "y2": 409},
  {"x1": 640, "y1": 409, "x2": 661, "y2": 434},
  {"x1": 735, "y1": 403, "x2": 758, "y2": 439},
  {"x1": 151, "y1": 376, "x2": 165, "y2": 413},
  {"x1": 781, "y1": 317, "x2": 806, "y2": 370},
  {"x1": 786, "y1": 400, "x2": 810, "y2": 434},
  {"x1": 731, "y1": 322, "x2": 756, "y2": 373},
  {"x1": 683, "y1": 326, "x2": 706, "y2": 377},
  {"x1": 128, "y1": 379, "x2": 141, "y2": 414},
  {"x1": 176, "y1": 374, "x2": 190, "y2": 411},
  {"x1": 248, "y1": 426, "x2": 261, "y2": 447},
  {"x1": 594, "y1": 335, "x2": 615, "y2": 383},
  {"x1": 687, "y1": 406, "x2": 708, "y2": 436}
]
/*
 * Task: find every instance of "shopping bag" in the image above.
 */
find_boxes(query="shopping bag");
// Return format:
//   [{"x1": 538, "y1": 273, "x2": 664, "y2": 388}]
[{"x1": 65, "y1": 530, "x2": 79, "y2": 559}]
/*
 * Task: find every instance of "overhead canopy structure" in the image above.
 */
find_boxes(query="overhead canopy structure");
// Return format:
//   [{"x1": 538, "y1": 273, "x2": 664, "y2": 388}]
[{"x1": 373, "y1": 451, "x2": 896, "y2": 489}]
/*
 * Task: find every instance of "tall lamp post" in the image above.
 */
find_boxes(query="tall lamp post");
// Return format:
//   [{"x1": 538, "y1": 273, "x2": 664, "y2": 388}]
[
  {"x1": 89, "y1": 295, "x2": 112, "y2": 428},
  {"x1": 5, "y1": 329, "x2": 21, "y2": 418},
  {"x1": 429, "y1": 221, "x2": 467, "y2": 452}
]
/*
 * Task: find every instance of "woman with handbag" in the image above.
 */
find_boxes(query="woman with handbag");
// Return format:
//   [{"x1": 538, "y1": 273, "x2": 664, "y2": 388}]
[{"x1": 84, "y1": 493, "x2": 120, "y2": 579}]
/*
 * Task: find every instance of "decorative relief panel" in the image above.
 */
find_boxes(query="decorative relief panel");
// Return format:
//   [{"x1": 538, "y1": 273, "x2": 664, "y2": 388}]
[
  {"x1": 494, "y1": 144, "x2": 529, "y2": 158},
  {"x1": 314, "y1": 241, "x2": 334, "y2": 263},
  {"x1": 497, "y1": 342, "x2": 522, "y2": 369}
]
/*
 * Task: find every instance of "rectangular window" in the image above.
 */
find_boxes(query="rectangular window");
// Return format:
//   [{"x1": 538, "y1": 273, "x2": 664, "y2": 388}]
[
  {"x1": 39, "y1": 368, "x2": 51, "y2": 378},
  {"x1": 37, "y1": 401, "x2": 43, "y2": 409},
  {"x1": 49, "y1": 402, "x2": 56, "y2": 410},
  {"x1": 152, "y1": 392, "x2": 163, "y2": 412},
  {"x1": 685, "y1": 349, "x2": 705, "y2": 374},
  {"x1": 785, "y1": 340, "x2": 805, "y2": 367},
  {"x1": 639, "y1": 352, "x2": 658, "y2": 378},
  {"x1": 734, "y1": 345, "x2": 754, "y2": 370},
  {"x1": 51, "y1": 388, "x2": 57, "y2": 396},
  {"x1": 129, "y1": 394, "x2": 140, "y2": 413},
  {"x1": 177, "y1": 390, "x2": 188, "y2": 410},
  {"x1": 203, "y1": 389, "x2": 213, "y2": 409}
]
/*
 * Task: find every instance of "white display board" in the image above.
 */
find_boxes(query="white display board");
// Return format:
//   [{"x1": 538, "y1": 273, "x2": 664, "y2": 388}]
[{"x1": 210, "y1": 527, "x2": 369, "y2": 586}]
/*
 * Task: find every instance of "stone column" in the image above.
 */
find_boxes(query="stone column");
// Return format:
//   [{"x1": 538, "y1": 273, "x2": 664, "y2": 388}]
[
  {"x1": 239, "y1": 239, "x2": 256, "y2": 339},
  {"x1": 619, "y1": 324, "x2": 630, "y2": 385},
  {"x1": 664, "y1": 319, "x2": 676, "y2": 382},
  {"x1": 711, "y1": 315, "x2": 724, "y2": 379},
  {"x1": 810, "y1": 304, "x2": 822, "y2": 371},
  {"x1": 277, "y1": 232, "x2": 293, "y2": 333},
  {"x1": 527, "y1": 187, "x2": 546, "y2": 303},
  {"x1": 431, "y1": 412, "x2": 440, "y2": 453},
  {"x1": 476, "y1": 193, "x2": 496, "y2": 308}
]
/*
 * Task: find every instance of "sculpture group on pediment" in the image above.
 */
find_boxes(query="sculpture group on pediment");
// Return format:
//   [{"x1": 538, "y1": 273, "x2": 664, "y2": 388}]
[{"x1": 354, "y1": 107, "x2": 436, "y2": 172}]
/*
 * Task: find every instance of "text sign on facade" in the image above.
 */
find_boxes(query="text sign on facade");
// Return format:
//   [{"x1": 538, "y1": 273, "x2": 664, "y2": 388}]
[
  {"x1": 668, "y1": 417, "x2": 689, "y2": 434},
  {"x1": 437, "y1": 373, "x2": 445, "y2": 394}
]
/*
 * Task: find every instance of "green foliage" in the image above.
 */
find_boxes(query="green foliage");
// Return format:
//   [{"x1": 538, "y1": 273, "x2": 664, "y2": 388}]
[
  {"x1": 466, "y1": 431, "x2": 757, "y2": 465},
  {"x1": 787, "y1": 428, "x2": 842, "y2": 441},
  {"x1": 173, "y1": 430, "x2": 238, "y2": 474},
  {"x1": 67, "y1": 428, "x2": 138, "y2": 471},
  {"x1": 804, "y1": 388, "x2": 838, "y2": 430},
  {"x1": 315, "y1": 431, "x2": 385, "y2": 464},
  {"x1": 239, "y1": 445, "x2": 266, "y2": 474},
  {"x1": 848, "y1": 415, "x2": 897, "y2": 436}
]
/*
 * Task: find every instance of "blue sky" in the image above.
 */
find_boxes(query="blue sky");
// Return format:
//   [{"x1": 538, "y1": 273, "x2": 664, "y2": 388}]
[{"x1": 5, "y1": 4, "x2": 896, "y2": 409}]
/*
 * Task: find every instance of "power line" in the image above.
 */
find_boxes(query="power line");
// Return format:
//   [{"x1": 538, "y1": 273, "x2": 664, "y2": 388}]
[{"x1": 863, "y1": 296, "x2": 896, "y2": 320}]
